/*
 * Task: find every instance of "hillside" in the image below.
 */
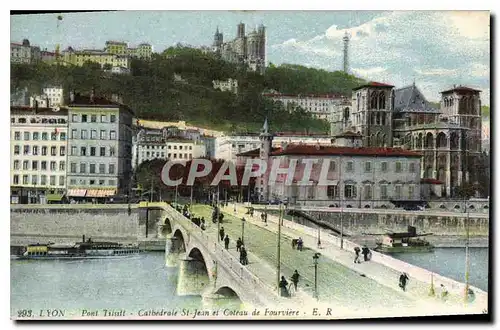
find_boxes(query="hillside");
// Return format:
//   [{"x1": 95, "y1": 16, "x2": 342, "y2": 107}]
[{"x1": 10, "y1": 45, "x2": 366, "y2": 134}]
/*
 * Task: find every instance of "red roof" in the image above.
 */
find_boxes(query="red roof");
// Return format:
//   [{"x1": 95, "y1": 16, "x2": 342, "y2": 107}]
[
  {"x1": 420, "y1": 178, "x2": 443, "y2": 184},
  {"x1": 270, "y1": 144, "x2": 422, "y2": 158},
  {"x1": 440, "y1": 86, "x2": 481, "y2": 94},
  {"x1": 353, "y1": 81, "x2": 395, "y2": 91}
]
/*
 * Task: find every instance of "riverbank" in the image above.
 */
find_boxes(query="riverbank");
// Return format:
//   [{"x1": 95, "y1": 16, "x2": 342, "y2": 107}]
[{"x1": 348, "y1": 235, "x2": 489, "y2": 248}]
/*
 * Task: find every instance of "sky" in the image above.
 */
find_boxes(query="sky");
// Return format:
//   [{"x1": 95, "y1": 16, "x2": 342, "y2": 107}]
[{"x1": 10, "y1": 10, "x2": 490, "y2": 105}]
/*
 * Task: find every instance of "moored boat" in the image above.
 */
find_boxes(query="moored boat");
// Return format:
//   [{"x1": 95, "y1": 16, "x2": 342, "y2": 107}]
[{"x1": 374, "y1": 226, "x2": 434, "y2": 253}]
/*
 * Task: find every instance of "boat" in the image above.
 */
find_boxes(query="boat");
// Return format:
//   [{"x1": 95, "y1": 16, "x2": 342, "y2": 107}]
[
  {"x1": 12, "y1": 235, "x2": 142, "y2": 260},
  {"x1": 374, "y1": 226, "x2": 434, "y2": 253}
]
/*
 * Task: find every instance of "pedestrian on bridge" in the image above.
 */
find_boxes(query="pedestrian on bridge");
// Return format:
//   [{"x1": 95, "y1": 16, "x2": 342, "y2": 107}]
[
  {"x1": 291, "y1": 270, "x2": 300, "y2": 291},
  {"x1": 240, "y1": 246, "x2": 248, "y2": 265},
  {"x1": 362, "y1": 246, "x2": 371, "y2": 262},
  {"x1": 354, "y1": 247, "x2": 361, "y2": 263},
  {"x1": 279, "y1": 276, "x2": 290, "y2": 297},
  {"x1": 219, "y1": 227, "x2": 225, "y2": 241},
  {"x1": 236, "y1": 238, "x2": 243, "y2": 252},
  {"x1": 297, "y1": 237, "x2": 303, "y2": 251},
  {"x1": 224, "y1": 235, "x2": 230, "y2": 250},
  {"x1": 399, "y1": 273, "x2": 409, "y2": 292}
]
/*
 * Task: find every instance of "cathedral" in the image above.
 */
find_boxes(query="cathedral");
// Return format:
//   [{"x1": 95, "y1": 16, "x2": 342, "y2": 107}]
[
  {"x1": 330, "y1": 82, "x2": 483, "y2": 198},
  {"x1": 212, "y1": 22, "x2": 266, "y2": 74}
]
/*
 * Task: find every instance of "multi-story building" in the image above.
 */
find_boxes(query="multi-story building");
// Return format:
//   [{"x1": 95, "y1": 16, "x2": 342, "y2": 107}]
[
  {"x1": 29, "y1": 87, "x2": 64, "y2": 108},
  {"x1": 62, "y1": 47, "x2": 131, "y2": 71},
  {"x1": 201, "y1": 135, "x2": 217, "y2": 159},
  {"x1": 10, "y1": 106, "x2": 68, "y2": 204},
  {"x1": 263, "y1": 92, "x2": 342, "y2": 120},
  {"x1": 66, "y1": 92, "x2": 134, "y2": 200},
  {"x1": 11, "y1": 39, "x2": 41, "y2": 64},
  {"x1": 105, "y1": 41, "x2": 152, "y2": 60},
  {"x1": 11, "y1": 87, "x2": 30, "y2": 106},
  {"x1": 330, "y1": 81, "x2": 484, "y2": 198},
  {"x1": 212, "y1": 23, "x2": 266, "y2": 74},
  {"x1": 40, "y1": 49, "x2": 56, "y2": 63},
  {"x1": 213, "y1": 78, "x2": 238, "y2": 94}
]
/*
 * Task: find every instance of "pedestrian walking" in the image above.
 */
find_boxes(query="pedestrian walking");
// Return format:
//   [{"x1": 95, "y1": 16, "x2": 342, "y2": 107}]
[
  {"x1": 399, "y1": 273, "x2": 409, "y2": 292},
  {"x1": 219, "y1": 226, "x2": 225, "y2": 241},
  {"x1": 354, "y1": 246, "x2": 361, "y2": 263},
  {"x1": 362, "y1": 246, "x2": 371, "y2": 261},
  {"x1": 297, "y1": 237, "x2": 303, "y2": 251},
  {"x1": 224, "y1": 234, "x2": 230, "y2": 250},
  {"x1": 279, "y1": 276, "x2": 290, "y2": 297},
  {"x1": 240, "y1": 246, "x2": 248, "y2": 265},
  {"x1": 236, "y1": 238, "x2": 243, "y2": 252},
  {"x1": 291, "y1": 270, "x2": 300, "y2": 291},
  {"x1": 439, "y1": 284, "x2": 449, "y2": 300}
]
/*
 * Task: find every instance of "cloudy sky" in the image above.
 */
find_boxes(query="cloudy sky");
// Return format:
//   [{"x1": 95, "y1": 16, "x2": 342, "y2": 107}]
[{"x1": 11, "y1": 10, "x2": 490, "y2": 104}]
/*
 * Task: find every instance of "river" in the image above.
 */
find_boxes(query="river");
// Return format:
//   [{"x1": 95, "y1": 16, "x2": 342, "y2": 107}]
[{"x1": 10, "y1": 248, "x2": 488, "y2": 318}]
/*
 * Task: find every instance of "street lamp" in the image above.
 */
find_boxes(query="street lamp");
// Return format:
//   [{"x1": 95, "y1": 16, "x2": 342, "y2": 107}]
[
  {"x1": 464, "y1": 198, "x2": 471, "y2": 304},
  {"x1": 241, "y1": 217, "x2": 246, "y2": 245},
  {"x1": 313, "y1": 253, "x2": 320, "y2": 300},
  {"x1": 276, "y1": 201, "x2": 283, "y2": 293}
]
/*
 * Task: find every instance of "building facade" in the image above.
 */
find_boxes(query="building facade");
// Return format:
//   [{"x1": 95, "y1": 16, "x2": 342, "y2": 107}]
[
  {"x1": 62, "y1": 47, "x2": 131, "y2": 71},
  {"x1": 213, "y1": 78, "x2": 238, "y2": 94},
  {"x1": 10, "y1": 107, "x2": 68, "y2": 204},
  {"x1": 213, "y1": 23, "x2": 266, "y2": 74},
  {"x1": 11, "y1": 39, "x2": 41, "y2": 64},
  {"x1": 263, "y1": 93, "x2": 342, "y2": 120},
  {"x1": 66, "y1": 92, "x2": 134, "y2": 199},
  {"x1": 105, "y1": 41, "x2": 153, "y2": 60}
]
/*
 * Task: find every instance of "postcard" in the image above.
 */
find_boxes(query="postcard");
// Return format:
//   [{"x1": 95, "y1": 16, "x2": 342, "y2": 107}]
[{"x1": 10, "y1": 10, "x2": 490, "y2": 321}]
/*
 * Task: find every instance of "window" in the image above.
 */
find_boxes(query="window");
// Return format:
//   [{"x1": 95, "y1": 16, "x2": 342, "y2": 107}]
[
  {"x1": 72, "y1": 114, "x2": 78, "y2": 122},
  {"x1": 69, "y1": 179, "x2": 76, "y2": 185},
  {"x1": 91, "y1": 115, "x2": 97, "y2": 123},
  {"x1": 71, "y1": 129, "x2": 77, "y2": 139},
  {"x1": 179, "y1": 146, "x2": 183, "y2": 150},
  {"x1": 409, "y1": 162, "x2": 416, "y2": 173},
  {"x1": 60, "y1": 146, "x2": 66, "y2": 156},
  {"x1": 168, "y1": 145, "x2": 171, "y2": 149},
  {"x1": 50, "y1": 175, "x2": 56, "y2": 186},
  {"x1": 23, "y1": 160, "x2": 29, "y2": 170},
  {"x1": 59, "y1": 176, "x2": 65, "y2": 186},
  {"x1": 91, "y1": 130, "x2": 97, "y2": 139},
  {"x1": 344, "y1": 184, "x2": 357, "y2": 198},
  {"x1": 23, "y1": 145, "x2": 30, "y2": 155},
  {"x1": 100, "y1": 130, "x2": 107, "y2": 139},
  {"x1": 51, "y1": 146, "x2": 57, "y2": 156},
  {"x1": 408, "y1": 185, "x2": 415, "y2": 198},
  {"x1": 189, "y1": 146, "x2": 193, "y2": 150},
  {"x1": 184, "y1": 153, "x2": 188, "y2": 159},
  {"x1": 41, "y1": 132, "x2": 48, "y2": 140},
  {"x1": 109, "y1": 163, "x2": 115, "y2": 174},
  {"x1": 13, "y1": 175, "x2": 19, "y2": 185},
  {"x1": 41, "y1": 161, "x2": 47, "y2": 171},
  {"x1": 99, "y1": 179, "x2": 105, "y2": 185},
  {"x1": 381, "y1": 162, "x2": 388, "y2": 172},
  {"x1": 89, "y1": 147, "x2": 96, "y2": 156},
  {"x1": 14, "y1": 132, "x2": 21, "y2": 140},
  {"x1": 70, "y1": 146, "x2": 76, "y2": 156},
  {"x1": 32, "y1": 161, "x2": 38, "y2": 170},
  {"x1": 50, "y1": 161, "x2": 56, "y2": 171},
  {"x1": 89, "y1": 179, "x2": 95, "y2": 185},
  {"x1": 100, "y1": 147, "x2": 106, "y2": 156},
  {"x1": 395, "y1": 162, "x2": 402, "y2": 173},
  {"x1": 82, "y1": 114, "x2": 87, "y2": 123},
  {"x1": 380, "y1": 185, "x2": 388, "y2": 199},
  {"x1": 81, "y1": 130, "x2": 87, "y2": 139},
  {"x1": 89, "y1": 164, "x2": 96, "y2": 174},
  {"x1": 70, "y1": 163, "x2": 76, "y2": 173},
  {"x1": 364, "y1": 185, "x2": 372, "y2": 199},
  {"x1": 174, "y1": 145, "x2": 177, "y2": 150},
  {"x1": 40, "y1": 175, "x2": 47, "y2": 185},
  {"x1": 59, "y1": 161, "x2": 65, "y2": 171},
  {"x1": 32, "y1": 175, "x2": 38, "y2": 185},
  {"x1": 80, "y1": 163, "x2": 86, "y2": 173},
  {"x1": 51, "y1": 132, "x2": 57, "y2": 140},
  {"x1": 346, "y1": 161, "x2": 354, "y2": 172},
  {"x1": 32, "y1": 146, "x2": 38, "y2": 155},
  {"x1": 14, "y1": 145, "x2": 20, "y2": 155},
  {"x1": 110, "y1": 114, "x2": 116, "y2": 123},
  {"x1": 109, "y1": 179, "x2": 116, "y2": 186},
  {"x1": 11, "y1": 118, "x2": 15, "y2": 124},
  {"x1": 13, "y1": 160, "x2": 19, "y2": 170},
  {"x1": 173, "y1": 153, "x2": 177, "y2": 159},
  {"x1": 364, "y1": 162, "x2": 371, "y2": 172},
  {"x1": 395, "y1": 185, "x2": 402, "y2": 199},
  {"x1": 24, "y1": 132, "x2": 30, "y2": 140},
  {"x1": 327, "y1": 185, "x2": 338, "y2": 199},
  {"x1": 99, "y1": 164, "x2": 105, "y2": 174},
  {"x1": 60, "y1": 132, "x2": 66, "y2": 141},
  {"x1": 33, "y1": 132, "x2": 39, "y2": 140},
  {"x1": 81, "y1": 147, "x2": 87, "y2": 156},
  {"x1": 110, "y1": 147, "x2": 116, "y2": 156},
  {"x1": 101, "y1": 114, "x2": 106, "y2": 122},
  {"x1": 23, "y1": 175, "x2": 28, "y2": 185},
  {"x1": 110, "y1": 130, "x2": 116, "y2": 140}
]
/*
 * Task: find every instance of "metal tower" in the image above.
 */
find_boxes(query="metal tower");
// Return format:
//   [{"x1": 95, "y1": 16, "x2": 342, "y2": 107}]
[{"x1": 342, "y1": 32, "x2": 349, "y2": 73}]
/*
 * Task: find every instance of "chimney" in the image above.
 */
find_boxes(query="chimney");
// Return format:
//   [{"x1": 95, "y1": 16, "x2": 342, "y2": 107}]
[{"x1": 70, "y1": 90, "x2": 75, "y2": 103}]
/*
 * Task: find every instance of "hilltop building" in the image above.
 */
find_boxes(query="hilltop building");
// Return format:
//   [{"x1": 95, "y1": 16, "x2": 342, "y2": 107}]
[
  {"x1": 105, "y1": 41, "x2": 153, "y2": 60},
  {"x1": 212, "y1": 23, "x2": 266, "y2": 74},
  {"x1": 11, "y1": 39, "x2": 41, "y2": 64},
  {"x1": 213, "y1": 78, "x2": 238, "y2": 94},
  {"x1": 263, "y1": 92, "x2": 343, "y2": 120}
]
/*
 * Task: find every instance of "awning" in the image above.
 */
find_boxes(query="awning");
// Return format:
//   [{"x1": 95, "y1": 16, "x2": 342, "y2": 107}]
[
  {"x1": 87, "y1": 189, "x2": 116, "y2": 197},
  {"x1": 46, "y1": 194, "x2": 64, "y2": 201},
  {"x1": 67, "y1": 189, "x2": 87, "y2": 197}
]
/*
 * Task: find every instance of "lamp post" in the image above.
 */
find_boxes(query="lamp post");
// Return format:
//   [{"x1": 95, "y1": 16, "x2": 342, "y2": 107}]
[
  {"x1": 339, "y1": 156, "x2": 344, "y2": 250},
  {"x1": 317, "y1": 226, "x2": 321, "y2": 248},
  {"x1": 241, "y1": 217, "x2": 246, "y2": 245},
  {"x1": 464, "y1": 198, "x2": 470, "y2": 304},
  {"x1": 313, "y1": 253, "x2": 320, "y2": 300},
  {"x1": 276, "y1": 202, "x2": 283, "y2": 293}
]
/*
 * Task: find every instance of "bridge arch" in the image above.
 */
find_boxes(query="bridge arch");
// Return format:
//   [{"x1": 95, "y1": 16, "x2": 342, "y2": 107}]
[
  {"x1": 187, "y1": 246, "x2": 216, "y2": 282},
  {"x1": 173, "y1": 228, "x2": 187, "y2": 253},
  {"x1": 162, "y1": 218, "x2": 173, "y2": 236},
  {"x1": 214, "y1": 286, "x2": 243, "y2": 301}
]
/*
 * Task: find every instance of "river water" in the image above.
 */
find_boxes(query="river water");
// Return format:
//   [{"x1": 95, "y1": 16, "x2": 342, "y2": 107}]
[{"x1": 10, "y1": 248, "x2": 488, "y2": 318}]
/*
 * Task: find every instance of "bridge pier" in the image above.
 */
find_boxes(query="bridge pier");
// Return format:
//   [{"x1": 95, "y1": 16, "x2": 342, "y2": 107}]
[
  {"x1": 165, "y1": 236, "x2": 184, "y2": 268},
  {"x1": 176, "y1": 257, "x2": 210, "y2": 296}
]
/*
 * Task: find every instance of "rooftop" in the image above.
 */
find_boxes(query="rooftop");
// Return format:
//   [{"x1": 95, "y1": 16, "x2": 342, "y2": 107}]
[
  {"x1": 352, "y1": 81, "x2": 395, "y2": 91},
  {"x1": 441, "y1": 86, "x2": 481, "y2": 94},
  {"x1": 68, "y1": 93, "x2": 135, "y2": 116},
  {"x1": 334, "y1": 131, "x2": 362, "y2": 138},
  {"x1": 11, "y1": 106, "x2": 68, "y2": 116},
  {"x1": 270, "y1": 144, "x2": 423, "y2": 158},
  {"x1": 394, "y1": 84, "x2": 440, "y2": 113},
  {"x1": 236, "y1": 147, "x2": 282, "y2": 157},
  {"x1": 262, "y1": 93, "x2": 343, "y2": 99}
]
